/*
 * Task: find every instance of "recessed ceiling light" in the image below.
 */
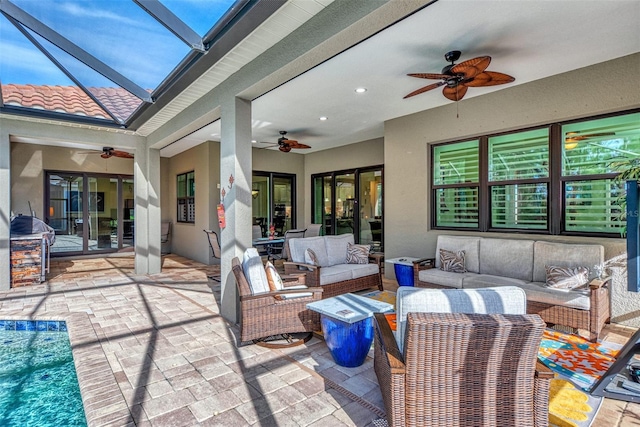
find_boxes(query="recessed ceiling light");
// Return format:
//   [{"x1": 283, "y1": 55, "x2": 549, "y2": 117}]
[
  {"x1": 251, "y1": 140, "x2": 257, "y2": 143},
  {"x1": 319, "y1": 116, "x2": 328, "y2": 121},
  {"x1": 355, "y1": 87, "x2": 367, "y2": 93}
]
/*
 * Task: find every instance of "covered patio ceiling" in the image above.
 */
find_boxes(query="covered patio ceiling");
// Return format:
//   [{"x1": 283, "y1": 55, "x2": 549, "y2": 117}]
[{"x1": 1, "y1": 0, "x2": 639, "y2": 157}]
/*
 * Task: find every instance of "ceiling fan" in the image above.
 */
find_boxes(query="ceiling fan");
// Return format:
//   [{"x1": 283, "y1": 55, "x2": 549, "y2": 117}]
[
  {"x1": 404, "y1": 50, "x2": 515, "y2": 101},
  {"x1": 80, "y1": 147, "x2": 134, "y2": 159},
  {"x1": 262, "y1": 131, "x2": 311, "y2": 153},
  {"x1": 564, "y1": 131, "x2": 616, "y2": 150}
]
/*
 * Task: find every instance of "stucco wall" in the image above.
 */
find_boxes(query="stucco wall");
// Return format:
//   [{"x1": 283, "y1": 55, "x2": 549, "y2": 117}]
[
  {"x1": 164, "y1": 141, "x2": 220, "y2": 264},
  {"x1": 384, "y1": 53, "x2": 640, "y2": 326},
  {"x1": 163, "y1": 142, "x2": 305, "y2": 263},
  {"x1": 10, "y1": 142, "x2": 134, "y2": 218}
]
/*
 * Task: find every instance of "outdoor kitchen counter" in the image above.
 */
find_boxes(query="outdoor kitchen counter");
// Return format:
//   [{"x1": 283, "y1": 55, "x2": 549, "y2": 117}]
[{"x1": 10, "y1": 233, "x2": 53, "y2": 287}]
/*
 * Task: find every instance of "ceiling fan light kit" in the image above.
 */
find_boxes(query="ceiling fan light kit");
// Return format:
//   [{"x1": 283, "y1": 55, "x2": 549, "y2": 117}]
[{"x1": 404, "y1": 50, "x2": 515, "y2": 101}]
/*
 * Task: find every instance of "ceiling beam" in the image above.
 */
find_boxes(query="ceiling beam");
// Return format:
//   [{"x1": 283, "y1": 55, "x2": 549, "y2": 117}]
[{"x1": 134, "y1": 0, "x2": 205, "y2": 52}]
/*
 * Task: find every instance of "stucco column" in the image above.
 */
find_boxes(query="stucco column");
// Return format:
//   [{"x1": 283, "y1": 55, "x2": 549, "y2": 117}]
[
  {"x1": 219, "y1": 96, "x2": 252, "y2": 323},
  {"x1": 134, "y1": 141, "x2": 162, "y2": 275},
  {"x1": 0, "y1": 128, "x2": 10, "y2": 289}
]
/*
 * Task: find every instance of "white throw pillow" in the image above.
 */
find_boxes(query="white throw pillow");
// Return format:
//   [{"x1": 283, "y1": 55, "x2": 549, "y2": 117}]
[{"x1": 242, "y1": 248, "x2": 269, "y2": 294}]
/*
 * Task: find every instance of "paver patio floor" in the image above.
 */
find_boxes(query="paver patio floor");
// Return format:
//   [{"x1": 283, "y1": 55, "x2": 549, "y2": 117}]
[{"x1": 0, "y1": 254, "x2": 638, "y2": 426}]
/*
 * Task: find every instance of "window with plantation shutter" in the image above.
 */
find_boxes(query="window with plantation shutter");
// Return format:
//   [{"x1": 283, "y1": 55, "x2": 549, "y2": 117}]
[
  {"x1": 430, "y1": 110, "x2": 640, "y2": 236},
  {"x1": 488, "y1": 129, "x2": 549, "y2": 230},
  {"x1": 561, "y1": 112, "x2": 640, "y2": 234},
  {"x1": 432, "y1": 141, "x2": 479, "y2": 228}
]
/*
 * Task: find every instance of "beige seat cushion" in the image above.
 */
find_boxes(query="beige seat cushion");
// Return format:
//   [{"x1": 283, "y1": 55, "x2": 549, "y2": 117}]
[
  {"x1": 463, "y1": 274, "x2": 528, "y2": 289},
  {"x1": 418, "y1": 268, "x2": 472, "y2": 289},
  {"x1": 520, "y1": 282, "x2": 590, "y2": 310}
]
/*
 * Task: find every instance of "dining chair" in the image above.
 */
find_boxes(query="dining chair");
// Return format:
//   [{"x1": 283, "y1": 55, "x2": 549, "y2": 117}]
[
  {"x1": 267, "y1": 228, "x2": 305, "y2": 263},
  {"x1": 304, "y1": 223, "x2": 322, "y2": 237},
  {"x1": 252, "y1": 225, "x2": 267, "y2": 255},
  {"x1": 203, "y1": 229, "x2": 221, "y2": 282}
]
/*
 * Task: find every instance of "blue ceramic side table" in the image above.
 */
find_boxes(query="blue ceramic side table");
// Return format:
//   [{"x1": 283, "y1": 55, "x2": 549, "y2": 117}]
[{"x1": 307, "y1": 293, "x2": 394, "y2": 367}]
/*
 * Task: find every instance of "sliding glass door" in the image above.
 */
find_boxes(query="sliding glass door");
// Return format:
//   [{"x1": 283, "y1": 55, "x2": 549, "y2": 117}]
[
  {"x1": 45, "y1": 171, "x2": 133, "y2": 255},
  {"x1": 252, "y1": 172, "x2": 296, "y2": 237},
  {"x1": 312, "y1": 166, "x2": 383, "y2": 250}
]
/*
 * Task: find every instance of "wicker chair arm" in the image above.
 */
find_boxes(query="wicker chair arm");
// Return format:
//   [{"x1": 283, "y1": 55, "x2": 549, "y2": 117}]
[
  {"x1": 281, "y1": 273, "x2": 306, "y2": 286},
  {"x1": 412, "y1": 258, "x2": 435, "y2": 272},
  {"x1": 535, "y1": 360, "x2": 554, "y2": 379},
  {"x1": 373, "y1": 313, "x2": 406, "y2": 373},
  {"x1": 240, "y1": 287, "x2": 323, "y2": 302},
  {"x1": 589, "y1": 276, "x2": 611, "y2": 290}
]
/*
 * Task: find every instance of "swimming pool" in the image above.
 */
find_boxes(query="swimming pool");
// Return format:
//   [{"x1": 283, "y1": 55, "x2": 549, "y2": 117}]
[{"x1": 0, "y1": 320, "x2": 87, "y2": 426}]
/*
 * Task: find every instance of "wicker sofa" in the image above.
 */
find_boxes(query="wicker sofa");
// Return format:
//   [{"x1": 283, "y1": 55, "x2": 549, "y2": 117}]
[
  {"x1": 283, "y1": 234, "x2": 383, "y2": 299},
  {"x1": 413, "y1": 235, "x2": 610, "y2": 341}
]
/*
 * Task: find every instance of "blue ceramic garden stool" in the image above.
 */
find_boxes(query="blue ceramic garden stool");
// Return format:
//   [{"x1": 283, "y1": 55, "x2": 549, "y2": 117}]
[{"x1": 321, "y1": 315, "x2": 374, "y2": 367}]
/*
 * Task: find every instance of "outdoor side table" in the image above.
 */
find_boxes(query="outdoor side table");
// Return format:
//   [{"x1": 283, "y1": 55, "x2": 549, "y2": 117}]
[
  {"x1": 386, "y1": 257, "x2": 420, "y2": 286},
  {"x1": 307, "y1": 293, "x2": 393, "y2": 367}
]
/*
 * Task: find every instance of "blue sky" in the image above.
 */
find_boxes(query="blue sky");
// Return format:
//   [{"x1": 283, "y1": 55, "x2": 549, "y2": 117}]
[{"x1": 0, "y1": 0, "x2": 235, "y2": 89}]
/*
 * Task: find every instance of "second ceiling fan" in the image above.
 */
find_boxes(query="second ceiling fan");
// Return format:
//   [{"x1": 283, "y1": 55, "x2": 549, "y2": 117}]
[
  {"x1": 404, "y1": 50, "x2": 515, "y2": 101},
  {"x1": 266, "y1": 131, "x2": 311, "y2": 153}
]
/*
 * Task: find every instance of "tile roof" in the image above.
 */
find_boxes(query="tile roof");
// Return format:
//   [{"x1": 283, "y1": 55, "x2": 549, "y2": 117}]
[{"x1": 1, "y1": 84, "x2": 145, "y2": 122}]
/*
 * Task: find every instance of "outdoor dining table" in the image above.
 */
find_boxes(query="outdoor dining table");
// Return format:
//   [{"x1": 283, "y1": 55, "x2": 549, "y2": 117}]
[{"x1": 252, "y1": 237, "x2": 284, "y2": 247}]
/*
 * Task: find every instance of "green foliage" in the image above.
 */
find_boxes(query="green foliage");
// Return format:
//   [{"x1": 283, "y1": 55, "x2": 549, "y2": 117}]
[{"x1": 610, "y1": 158, "x2": 640, "y2": 236}]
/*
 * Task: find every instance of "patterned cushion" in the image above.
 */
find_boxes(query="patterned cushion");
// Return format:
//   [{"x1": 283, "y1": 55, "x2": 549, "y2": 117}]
[
  {"x1": 346, "y1": 243, "x2": 370, "y2": 264},
  {"x1": 265, "y1": 261, "x2": 284, "y2": 292},
  {"x1": 439, "y1": 249, "x2": 466, "y2": 273},
  {"x1": 545, "y1": 265, "x2": 589, "y2": 290},
  {"x1": 305, "y1": 248, "x2": 320, "y2": 266}
]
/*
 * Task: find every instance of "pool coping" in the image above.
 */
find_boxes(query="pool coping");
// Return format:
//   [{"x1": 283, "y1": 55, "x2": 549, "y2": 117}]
[{"x1": 0, "y1": 312, "x2": 130, "y2": 427}]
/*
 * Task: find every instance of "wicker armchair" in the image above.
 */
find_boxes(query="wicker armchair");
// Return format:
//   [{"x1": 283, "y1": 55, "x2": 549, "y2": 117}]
[
  {"x1": 231, "y1": 257, "x2": 322, "y2": 345},
  {"x1": 373, "y1": 287, "x2": 553, "y2": 427}
]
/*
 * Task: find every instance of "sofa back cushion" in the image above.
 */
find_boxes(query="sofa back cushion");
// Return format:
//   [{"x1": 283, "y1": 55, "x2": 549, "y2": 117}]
[
  {"x1": 325, "y1": 234, "x2": 355, "y2": 266},
  {"x1": 479, "y1": 238, "x2": 535, "y2": 281},
  {"x1": 533, "y1": 241, "x2": 604, "y2": 282},
  {"x1": 435, "y1": 235, "x2": 481, "y2": 273},
  {"x1": 289, "y1": 236, "x2": 329, "y2": 267},
  {"x1": 395, "y1": 286, "x2": 527, "y2": 353}
]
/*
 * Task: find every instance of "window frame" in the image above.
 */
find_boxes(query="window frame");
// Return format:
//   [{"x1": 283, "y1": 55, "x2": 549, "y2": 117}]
[
  {"x1": 177, "y1": 170, "x2": 195, "y2": 224},
  {"x1": 430, "y1": 108, "x2": 640, "y2": 237}
]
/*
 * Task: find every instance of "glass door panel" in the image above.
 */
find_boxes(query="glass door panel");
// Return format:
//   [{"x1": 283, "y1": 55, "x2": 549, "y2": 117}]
[
  {"x1": 122, "y1": 178, "x2": 134, "y2": 248},
  {"x1": 312, "y1": 176, "x2": 331, "y2": 236},
  {"x1": 273, "y1": 175, "x2": 293, "y2": 234},
  {"x1": 88, "y1": 176, "x2": 117, "y2": 251},
  {"x1": 252, "y1": 175, "x2": 270, "y2": 237},
  {"x1": 335, "y1": 173, "x2": 356, "y2": 235},
  {"x1": 359, "y1": 170, "x2": 383, "y2": 251},
  {"x1": 47, "y1": 173, "x2": 83, "y2": 253}
]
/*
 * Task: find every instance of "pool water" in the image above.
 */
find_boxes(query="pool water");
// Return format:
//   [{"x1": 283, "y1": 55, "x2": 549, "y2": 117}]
[{"x1": 0, "y1": 320, "x2": 87, "y2": 427}]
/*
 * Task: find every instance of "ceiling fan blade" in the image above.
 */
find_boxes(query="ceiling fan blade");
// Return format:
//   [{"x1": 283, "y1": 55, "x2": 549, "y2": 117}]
[
  {"x1": 465, "y1": 71, "x2": 515, "y2": 87},
  {"x1": 451, "y1": 56, "x2": 491, "y2": 79},
  {"x1": 288, "y1": 142, "x2": 311, "y2": 149},
  {"x1": 565, "y1": 132, "x2": 616, "y2": 143},
  {"x1": 112, "y1": 150, "x2": 134, "y2": 159},
  {"x1": 407, "y1": 73, "x2": 449, "y2": 80},
  {"x1": 442, "y1": 85, "x2": 468, "y2": 101},
  {"x1": 404, "y1": 81, "x2": 446, "y2": 99}
]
